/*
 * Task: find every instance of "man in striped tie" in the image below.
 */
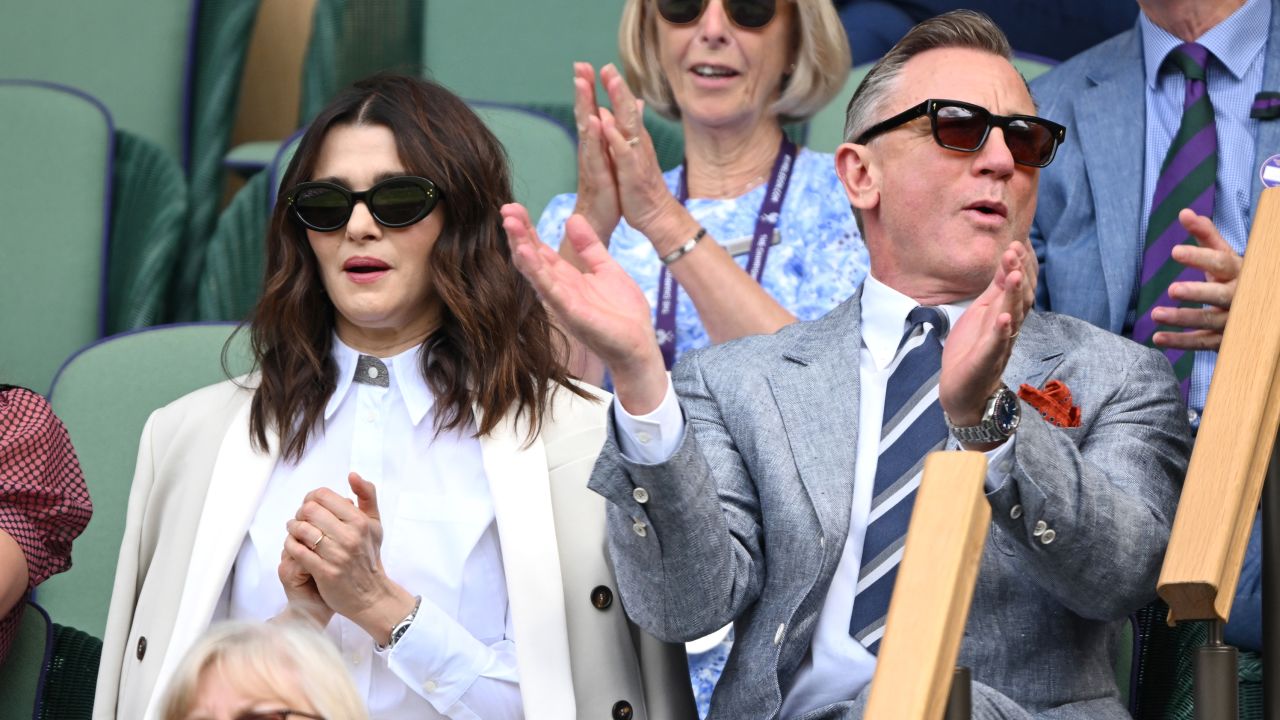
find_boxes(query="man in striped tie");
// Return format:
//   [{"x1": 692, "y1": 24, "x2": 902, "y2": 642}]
[
  {"x1": 505, "y1": 11, "x2": 1192, "y2": 719},
  {"x1": 1031, "y1": 0, "x2": 1274, "y2": 654}
]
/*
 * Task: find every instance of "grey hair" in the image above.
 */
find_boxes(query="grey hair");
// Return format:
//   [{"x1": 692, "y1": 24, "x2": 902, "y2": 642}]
[{"x1": 842, "y1": 10, "x2": 1014, "y2": 144}]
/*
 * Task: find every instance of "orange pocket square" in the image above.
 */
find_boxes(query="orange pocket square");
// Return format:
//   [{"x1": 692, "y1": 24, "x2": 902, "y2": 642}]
[{"x1": 1018, "y1": 380, "x2": 1081, "y2": 428}]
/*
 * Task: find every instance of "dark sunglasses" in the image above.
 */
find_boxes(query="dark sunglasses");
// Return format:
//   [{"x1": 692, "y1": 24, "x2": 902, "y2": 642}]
[
  {"x1": 854, "y1": 99, "x2": 1066, "y2": 168},
  {"x1": 286, "y1": 175, "x2": 441, "y2": 232},
  {"x1": 656, "y1": 0, "x2": 777, "y2": 29}
]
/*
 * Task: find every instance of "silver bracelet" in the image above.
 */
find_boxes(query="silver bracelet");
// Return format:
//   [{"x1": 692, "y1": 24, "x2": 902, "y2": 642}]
[{"x1": 660, "y1": 227, "x2": 707, "y2": 266}]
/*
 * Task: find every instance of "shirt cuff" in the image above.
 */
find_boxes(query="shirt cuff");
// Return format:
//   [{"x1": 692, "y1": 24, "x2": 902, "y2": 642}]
[
  {"x1": 612, "y1": 374, "x2": 685, "y2": 464},
  {"x1": 982, "y1": 435, "x2": 1016, "y2": 492},
  {"x1": 383, "y1": 596, "x2": 519, "y2": 714}
]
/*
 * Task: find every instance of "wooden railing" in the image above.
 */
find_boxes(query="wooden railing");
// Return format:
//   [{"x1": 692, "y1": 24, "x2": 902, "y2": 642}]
[{"x1": 865, "y1": 451, "x2": 990, "y2": 720}]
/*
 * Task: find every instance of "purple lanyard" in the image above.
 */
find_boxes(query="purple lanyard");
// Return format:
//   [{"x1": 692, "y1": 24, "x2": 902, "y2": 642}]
[{"x1": 654, "y1": 136, "x2": 797, "y2": 368}]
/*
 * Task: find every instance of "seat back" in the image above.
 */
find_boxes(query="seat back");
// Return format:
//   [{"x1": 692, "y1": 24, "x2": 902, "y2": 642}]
[
  {"x1": 471, "y1": 103, "x2": 579, "y2": 219},
  {"x1": 804, "y1": 65, "x2": 872, "y2": 154},
  {"x1": 0, "y1": 600, "x2": 53, "y2": 720},
  {"x1": 0, "y1": 3, "x2": 196, "y2": 164},
  {"x1": 40, "y1": 324, "x2": 254, "y2": 638},
  {"x1": 0, "y1": 82, "x2": 112, "y2": 394}
]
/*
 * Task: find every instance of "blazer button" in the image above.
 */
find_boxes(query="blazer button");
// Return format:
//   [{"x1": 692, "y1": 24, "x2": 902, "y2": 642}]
[
  {"x1": 136, "y1": 636, "x2": 147, "y2": 660},
  {"x1": 591, "y1": 585, "x2": 614, "y2": 610},
  {"x1": 612, "y1": 700, "x2": 634, "y2": 720}
]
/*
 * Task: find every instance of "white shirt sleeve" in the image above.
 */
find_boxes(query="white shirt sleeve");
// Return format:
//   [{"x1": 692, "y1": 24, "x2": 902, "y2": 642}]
[
  {"x1": 382, "y1": 597, "x2": 522, "y2": 719},
  {"x1": 612, "y1": 374, "x2": 685, "y2": 464},
  {"x1": 983, "y1": 435, "x2": 1017, "y2": 492}
]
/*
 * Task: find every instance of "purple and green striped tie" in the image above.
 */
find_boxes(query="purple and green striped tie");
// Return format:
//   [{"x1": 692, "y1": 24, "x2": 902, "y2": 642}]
[{"x1": 1133, "y1": 42, "x2": 1216, "y2": 399}]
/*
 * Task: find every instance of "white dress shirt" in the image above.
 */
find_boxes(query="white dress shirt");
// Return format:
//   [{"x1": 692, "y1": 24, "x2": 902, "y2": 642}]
[
  {"x1": 228, "y1": 338, "x2": 522, "y2": 720},
  {"x1": 614, "y1": 276, "x2": 1014, "y2": 716}
]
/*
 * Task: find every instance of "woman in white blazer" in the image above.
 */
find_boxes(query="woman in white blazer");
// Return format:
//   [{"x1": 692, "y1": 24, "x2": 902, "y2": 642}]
[{"x1": 95, "y1": 74, "x2": 694, "y2": 720}]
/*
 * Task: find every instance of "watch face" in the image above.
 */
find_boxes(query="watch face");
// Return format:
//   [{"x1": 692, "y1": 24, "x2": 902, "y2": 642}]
[{"x1": 994, "y1": 389, "x2": 1020, "y2": 435}]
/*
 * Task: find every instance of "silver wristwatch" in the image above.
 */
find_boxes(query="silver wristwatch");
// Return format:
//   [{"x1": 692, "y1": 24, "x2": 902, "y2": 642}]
[
  {"x1": 944, "y1": 386, "x2": 1020, "y2": 444},
  {"x1": 375, "y1": 595, "x2": 422, "y2": 652}
]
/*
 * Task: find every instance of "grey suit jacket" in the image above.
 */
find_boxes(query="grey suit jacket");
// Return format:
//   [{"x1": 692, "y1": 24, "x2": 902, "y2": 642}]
[
  {"x1": 1030, "y1": 2, "x2": 1280, "y2": 330},
  {"x1": 590, "y1": 295, "x2": 1192, "y2": 719}
]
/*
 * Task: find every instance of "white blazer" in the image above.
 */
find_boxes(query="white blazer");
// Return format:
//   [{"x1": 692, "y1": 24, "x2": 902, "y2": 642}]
[{"x1": 95, "y1": 377, "x2": 694, "y2": 719}]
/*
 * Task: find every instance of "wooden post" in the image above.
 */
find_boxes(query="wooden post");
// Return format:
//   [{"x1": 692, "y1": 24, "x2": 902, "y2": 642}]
[
  {"x1": 865, "y1": 451, "x2": 990, "y2": 720},
  {"x1": 1158, "y1": 187, "x2": 1280, "y2": 623}
]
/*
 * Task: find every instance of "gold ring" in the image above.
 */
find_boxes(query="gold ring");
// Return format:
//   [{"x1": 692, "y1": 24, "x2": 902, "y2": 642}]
[
  {"x1": 626, "y1": 136, "x2": 641, "y2": 147},
  {"x1": 310, "y1": 533, "x2": 326, "y2": 550}
]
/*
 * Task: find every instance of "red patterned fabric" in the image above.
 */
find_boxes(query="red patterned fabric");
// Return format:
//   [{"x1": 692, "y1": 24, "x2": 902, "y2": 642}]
[
  {"x1": 0, "y1": 386, "x2": 92, "y2": 660},
  {"x1": 1018, "y1": 380, "x2": 1083, "y2": 429}
]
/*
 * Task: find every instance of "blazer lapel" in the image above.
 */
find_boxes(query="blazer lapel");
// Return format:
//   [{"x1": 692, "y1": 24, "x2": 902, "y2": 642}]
[
  {"x1": 1077, "y1": 31, "x2": 1147, "y2": 333},
  {"x1": 1004, "y1": 312, "x2": 1067, "y2": 389},
  {"x1": 477, "y1": 408, "x2": 575, "y2": 720},
  {"x1": 767, "y1": 294, "x2": 861, "y2": 544},
  {"x1": 1249, "y1": 0, "x2": 1280, "y2": 204},
  {"x1": 146, "y1": 396, "x2": 277, "y2": 718}
]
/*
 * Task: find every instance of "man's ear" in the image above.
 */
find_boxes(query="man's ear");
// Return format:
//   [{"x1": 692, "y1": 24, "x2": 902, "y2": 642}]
[{"x1": 836, "y1": 141, "x2": 880, "y2": 213}]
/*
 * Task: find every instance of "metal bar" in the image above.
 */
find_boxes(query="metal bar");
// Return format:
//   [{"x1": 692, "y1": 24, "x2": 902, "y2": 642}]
[
  {"x1": 1194, "y1": 620, "x2": 1238, "y2": 720},
  {"x1": 1265, "y1": 453, "x2": 1279, "y2": 720},
  {"x1": 944, "y1": 666, "x2": 971, "y2": 720}
]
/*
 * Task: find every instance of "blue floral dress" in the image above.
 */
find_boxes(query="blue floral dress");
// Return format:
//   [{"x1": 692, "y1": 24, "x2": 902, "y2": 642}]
[
  {"x1": 536, "y1": 148, "x2": 868, "y2": 359},
  {"x1": 536, "y1": 148, "x2": 868, "y2": 717}
]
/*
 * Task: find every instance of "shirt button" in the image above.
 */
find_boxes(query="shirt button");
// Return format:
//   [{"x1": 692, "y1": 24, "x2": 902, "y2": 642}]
[
  {"x1": 1040, "y1": 529, "x2": 1057, "y2": 545},
  {"x1": 1033, "y1": 520, "x2": 1047, "y2": 537},
  {"x1": 367, "y1": 366, "x2": 379, "y2": 379},
  {"x1": 366, "y1": 412, "x2": 377, "y2": 423},
  {"x1": 351, "y1": 654, "x2": 360, "y2": 666},
  {"x1": 136, "y1": 636, "x2": 147, "y2": 660},
  {"x1": 591, "y1": 585, "x2": 614, "y2": 610},
  {"x1": 612, "y1": 700, "x2": 634, "y2": 720},
  {"x1": 1188, "y1": 408, "x2": 1200, "y2": 425},
  {"x1": 632, "y1": 487, "x2": 650, "y2": 504},
  {"x1": 423, "y1": 679, "x2": 439, "y2": 693},
  {"x1": 636, "y1": 431, "x2": 652, "y2": 444},
  {"x1": 1010, "y1": 504, "x2": 1023, "y2": 520},
  {"x1": 632, "y1": 519, "x2": 648, "y2": 538}
]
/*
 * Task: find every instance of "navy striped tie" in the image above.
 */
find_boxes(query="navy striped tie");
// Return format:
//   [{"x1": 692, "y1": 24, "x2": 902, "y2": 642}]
[{"x1": 849, "y1": 306, "x2": 949, "y2": 654}]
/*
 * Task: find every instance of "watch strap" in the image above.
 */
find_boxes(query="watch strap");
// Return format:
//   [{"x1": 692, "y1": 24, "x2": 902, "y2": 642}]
[{"x1": 375, "y1": 595, "x2": 422, "y2": 652}]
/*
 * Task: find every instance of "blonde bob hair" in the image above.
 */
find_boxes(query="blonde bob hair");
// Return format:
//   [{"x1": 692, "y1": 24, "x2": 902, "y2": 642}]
[
  {"x1": 160, "y1": 621, "x2": 369, "y2": 720},
  {"x1": 618, "y1": 0, "x2": 851, "y2": 124}
]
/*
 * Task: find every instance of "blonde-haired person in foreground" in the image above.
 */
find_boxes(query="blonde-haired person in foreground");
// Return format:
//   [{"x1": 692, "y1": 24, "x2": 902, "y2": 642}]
[{"x1": 160, "y1": 621, "x2": 368, "y2": 720}]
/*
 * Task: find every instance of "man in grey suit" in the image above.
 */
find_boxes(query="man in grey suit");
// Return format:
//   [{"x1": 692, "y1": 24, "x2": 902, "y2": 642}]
[
  {"x1": 1031, "y1": 0, "x2": 1276, "y2": 651},
  {"x1": 503, "y1": 11, "x2": 1191, "y2": 719}
]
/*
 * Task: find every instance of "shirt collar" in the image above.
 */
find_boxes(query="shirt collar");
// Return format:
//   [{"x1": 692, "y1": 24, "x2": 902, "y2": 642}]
[
  {"x1": 1140, "y1": 0, "x2": 1269, "y2": 87},
  {"x1": 324, "y1": 336, "x2": 435, "y2": 425},
  {"x1": 861, "y1": 274, "x2": 970, "y2": 371}
]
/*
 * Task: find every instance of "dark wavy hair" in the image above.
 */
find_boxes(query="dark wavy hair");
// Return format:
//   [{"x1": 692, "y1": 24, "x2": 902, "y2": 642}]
[{"x1": 246, "y1": 73, "x2": 588, "y2": 461}]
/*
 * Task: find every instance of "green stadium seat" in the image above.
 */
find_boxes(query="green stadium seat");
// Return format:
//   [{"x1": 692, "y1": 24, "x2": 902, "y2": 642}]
[
  {"x1": 0, "y1": 82, "x2": 112, "y2": 394},
  {"x1": 0, "y1": 600, "x2": 53, "y2": 720},
  {"x1": 804, "y1": 65, "x2": 873, "y2": 154},
  {"x1": 471, "y1": 103, "x2": 579, "y2": 219},
  {"x1": 39, "y1": 324, "x2": 254, "y2": 639}
]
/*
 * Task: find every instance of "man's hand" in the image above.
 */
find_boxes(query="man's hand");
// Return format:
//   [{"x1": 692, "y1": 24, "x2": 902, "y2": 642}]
[
  {"x1": 502, "y1": 204, "x2": 669, "y2": 413},
  {"x1": 1151, "y1": 209, "x2": 1241, "y2": 352},
  {"x1": 939, "y1": 242, "x2": 1037, "y2": 439}
]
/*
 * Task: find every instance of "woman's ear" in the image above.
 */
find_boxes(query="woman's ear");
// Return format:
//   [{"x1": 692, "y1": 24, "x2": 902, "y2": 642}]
[{"x1": 835, "y1": 141, "x2": 880, "y2": 214}]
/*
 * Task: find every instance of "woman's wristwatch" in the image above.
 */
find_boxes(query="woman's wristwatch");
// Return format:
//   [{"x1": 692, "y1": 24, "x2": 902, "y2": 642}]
[{"x1": 375, "y1": 595, "x2": 422, "y2": 652}]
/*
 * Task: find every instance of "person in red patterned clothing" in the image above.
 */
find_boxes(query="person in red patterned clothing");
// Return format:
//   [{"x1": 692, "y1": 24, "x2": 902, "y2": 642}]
[{"x1": 0, "y1": 384, "x2": 92, "y2": 661}]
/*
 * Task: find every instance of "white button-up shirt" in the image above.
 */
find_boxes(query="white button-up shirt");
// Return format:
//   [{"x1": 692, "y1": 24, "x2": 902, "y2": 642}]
[
  {"x1": 228, "y1": 338, "x2": 521, "y2": 719},
  {"x1": 615, "y1": 275, "x2": 1014, "y2": 715}
]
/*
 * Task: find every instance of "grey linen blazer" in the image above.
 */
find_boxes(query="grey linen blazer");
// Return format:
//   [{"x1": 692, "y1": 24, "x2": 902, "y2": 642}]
[{"x1": 590, "y1": 293, "x2": 1192, "y2": 719}]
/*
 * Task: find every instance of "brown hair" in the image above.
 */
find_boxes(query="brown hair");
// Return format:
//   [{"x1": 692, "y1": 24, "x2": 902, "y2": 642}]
[
  {"x1": 618, "y1": 0, "x2": 851, "y2": 124},
  {"x1": 247, "y1": 74, "x2": 588, "y2": 461}
]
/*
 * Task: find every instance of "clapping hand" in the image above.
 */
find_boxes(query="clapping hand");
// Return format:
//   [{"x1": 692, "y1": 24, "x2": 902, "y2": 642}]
[
  {"x1": 502, "y1": 204, "x2": 669, "y2": 414},
  {"x1": 281, "y1": 472, "x2": 415, "y2": 645},
  {"x1": 939, "y1": 241, "x2": 1037, "y2": 445}
]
